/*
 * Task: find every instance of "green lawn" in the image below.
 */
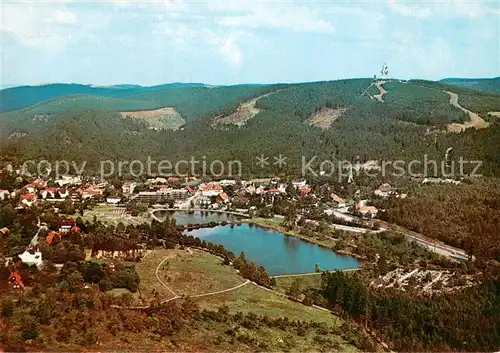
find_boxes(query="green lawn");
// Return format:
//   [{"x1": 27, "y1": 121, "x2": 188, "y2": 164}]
[
  {"x1": 196, "y1": 282, "x2": 339, "y2": 325},
  {"x1": 161, "y1": 248, "x2": 245, "y2": 296},
  {"x1": 80, "y1": 204, "x2": 150, "y2": 226},
  {"x1": 135, "y1": 249, "x2": 176, "y2": 304},
  {"x1": 274, "y1": 274, "x2": 324, "y2": 296}
]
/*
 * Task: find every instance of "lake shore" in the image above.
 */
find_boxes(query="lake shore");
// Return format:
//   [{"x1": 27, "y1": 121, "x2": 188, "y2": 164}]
[{"x1": 244, "y1": 217, "x2": 370, "y2": 265}]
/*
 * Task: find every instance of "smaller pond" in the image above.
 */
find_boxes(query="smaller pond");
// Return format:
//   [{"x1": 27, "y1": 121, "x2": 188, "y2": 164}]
[
  {"x1": 152, "y1": 210, "x2": 241, "y2": 225},
  {"x1": 186, "y1": 224, "x2": 359, "y2": 276}
]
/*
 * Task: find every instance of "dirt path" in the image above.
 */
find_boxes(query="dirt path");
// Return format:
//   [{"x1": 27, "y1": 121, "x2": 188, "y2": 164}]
[
  {"x1": 213, "y1": 89, "x2": 287, "y2": 126},
  {"x1": 445, "y1": 91, "x2": 489, "y2": 132},
  {"x1": 373, "y1": 80, "x2": 387, "y2": 102},
  {"x1": 155, "y1": 256, "x2": 180, "y2": 298},
  {"x1": 188, "y1": 280, "x2": 250, "y2": 298},
  {"x1": 271, "y1": 268, "x2": 359, "y2": 279},
  {"x1": 250, "y1": 281, "x2": 393, "y2": 351}
]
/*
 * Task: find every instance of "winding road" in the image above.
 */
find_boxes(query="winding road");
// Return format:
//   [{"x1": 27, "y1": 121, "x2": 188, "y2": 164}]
[
  {"x1": 271, "y1": 268, "x2": 359, "y2": 279},
  {"x1": 373, "y1": 81, "x2": 387, "y2": 102},
  {"x1": 445, "y1": 90, "x2": 489, "y2": 132}
]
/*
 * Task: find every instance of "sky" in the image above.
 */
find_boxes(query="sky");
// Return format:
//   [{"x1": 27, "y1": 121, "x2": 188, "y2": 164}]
[{"x1": 1, "y1": 0, "x2": 499, "y2": 86}]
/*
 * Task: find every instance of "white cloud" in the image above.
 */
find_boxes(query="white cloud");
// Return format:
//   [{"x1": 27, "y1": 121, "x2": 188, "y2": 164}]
[
  {"x1": 386, "y1": 0, "x2": 432, "y2": 19},
  {"x1": 391, "y1": 31, "x2": 455, "y2": 78},
  {"x1": 217, "y1": 34, "x2": 243, "y2": 67},
  {"x1": 1, "y1": 3, "x2": 79, "y2": 49},
  {"x1": 214, "y1": 2, "x2": 335, "y2": 33},
  {"x1": 51, "y1": 9, "x2": 77, "y2": 24},
  {"x1": 386, "y1": 0, "x2": 500, "y2": 19}
]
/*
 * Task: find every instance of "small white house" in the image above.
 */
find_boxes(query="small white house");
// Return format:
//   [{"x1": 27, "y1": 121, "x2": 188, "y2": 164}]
[
  {"x1": 19, "y1": 250, "x2": 43, "y2": 267},
  {"x1": 122, "y1": 182, "x2": 137, "y2": 195},
  {"x1": 55, "y1": 175, "x2": 82, "y2": 187},
  {"x1": 0, "y1": 189, "x2": 10, "y2": 200},
  {"x1": 219, "y1": 179, "x2": 236, "y2": 186},
  {"x1": 24, "y1": 184, "x2": 36, "y2": 193},
  {"x1": 292, "y1": 180, "x2": 307, "y2": 189},
  {"x1": 106, "y1": 197, "x2": 122, "y2": 204}
]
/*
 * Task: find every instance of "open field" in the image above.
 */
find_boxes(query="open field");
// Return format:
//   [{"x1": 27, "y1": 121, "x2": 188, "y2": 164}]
[
  {"x1": 120, "y1": 107, "x2": 185, "y2": 130},
  {"x1": 307, "y1": 107, "x2": 346, "y2": 129},
  {"x1": 274, "y1": 274, "x2": 324, "y2": 296},
  {"x1": 196, "y1": 283, "x2": 339, "y2": 324},
  {"x1": 80, "y1": 204, "x2": 150, "y2": 226},
  {"x1": 134, "y1": 247, "x2": 343, "y2": 326},
  {"x1": 135, "y1": 249, "x2": 177, "y2": 304},
  {"x1": 160, "y1": 248, "x2": 246, "y2": 296}
]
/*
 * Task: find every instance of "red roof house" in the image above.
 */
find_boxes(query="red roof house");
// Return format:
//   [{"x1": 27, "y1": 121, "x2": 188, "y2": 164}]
[
  {"x1": 8, "y1": 272, "x2": 24, "y2": 289},
  {"x1": 47, "y1": 231, "x2": 62, "y2": 245}
]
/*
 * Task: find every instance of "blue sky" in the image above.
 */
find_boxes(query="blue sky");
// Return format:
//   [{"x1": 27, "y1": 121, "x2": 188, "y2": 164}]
[{"x1": 1, "y1": 0, "x2": 499, "y2": 86}]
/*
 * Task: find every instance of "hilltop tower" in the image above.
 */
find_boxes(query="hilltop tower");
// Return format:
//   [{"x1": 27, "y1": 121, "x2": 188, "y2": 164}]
[{"x1": 380, "y1": 64, "x2": 388, "y2": 80}]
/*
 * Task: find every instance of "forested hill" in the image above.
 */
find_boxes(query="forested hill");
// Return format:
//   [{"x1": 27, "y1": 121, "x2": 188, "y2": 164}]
[
  {"x1": 0, "y1": 82, "x2": 208, "y2": 112},
  {"x1": 0, "y1": 84, "x2": 282, "y2": 136},
  {"x1": 440, "y1": 77, "x2": 500, "y2": 94},
  {"x1": 1, "y1": 78, "x2": 500, "y2": 176}
]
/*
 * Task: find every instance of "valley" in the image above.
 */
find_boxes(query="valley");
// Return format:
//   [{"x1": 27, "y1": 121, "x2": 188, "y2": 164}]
[
  {"x1": 1, "y1": 76, "x2": 500, "y2": 353},
  {"x1": 2, "y1": 0, "x2": 499, "y2": 351}
]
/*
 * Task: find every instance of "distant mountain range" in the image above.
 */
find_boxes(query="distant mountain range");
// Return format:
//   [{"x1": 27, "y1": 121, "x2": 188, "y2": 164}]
[
  {"x1": 1, "y1": 77, "x2": 499, "y2": 178},
  {"x1": 1, "y1": 77, "x2": 498, "y2": 113},
  {"x1": 439, "y1": 77, "x2": 500, "y2": 94},
  {"x1": 0, "y1": 82, "x2": 208, "y2": 112}
]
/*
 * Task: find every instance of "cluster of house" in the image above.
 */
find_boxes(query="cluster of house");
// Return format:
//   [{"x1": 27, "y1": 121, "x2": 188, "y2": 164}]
[
  {"x1": 373, "y1": 183, "x2": 407, "y2": 199},
  {"x1": 0, "y1": 174, "x2": 113, "y2": 208},
  {"x1": 8, "y1": 220, "x2": 79, "y2": 281},
  {"x1": 350, "y1": 183, "x2": 407, "y2": 218},
  {"x1": 120, "y1": 177, "x2": 312, "y2": 208},
  {"x1": 0, "y1": 160, "x2": 408, "y2": 219}
]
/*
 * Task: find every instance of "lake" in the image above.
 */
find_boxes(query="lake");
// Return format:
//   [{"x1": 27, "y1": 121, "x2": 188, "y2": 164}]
[
  {"x1": 186, "y1": 223, "x2": 359, "y2": 276},
  {"x1": 152, "y1": 210, "x2": 241, "y2": 225}
]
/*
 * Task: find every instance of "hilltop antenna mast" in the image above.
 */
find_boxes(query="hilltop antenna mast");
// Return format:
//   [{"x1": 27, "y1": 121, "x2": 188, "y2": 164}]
[{"x1": 380, "y1": 63, "x2": 388, "y2": 80}]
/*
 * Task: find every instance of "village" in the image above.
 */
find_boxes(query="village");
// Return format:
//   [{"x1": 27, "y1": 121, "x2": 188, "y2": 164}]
[{"x1": 0, "y1": 158, "x2": 474, "y2": 297}]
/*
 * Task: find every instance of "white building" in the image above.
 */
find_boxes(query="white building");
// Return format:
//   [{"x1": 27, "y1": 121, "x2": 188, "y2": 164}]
[
  {"x1": 374, "y1": 183, "x2": 393, "y2": 198},
  {"x1": 219, "y1": 179, "x2": 237, "y2": 186},
  {"x1": 19, "y1": 250, "x2": 43, "y2": 267},
  {"x1": 55, "y1": 175, "x2": 82, "y2": 187},
  {"x1": 148, "y1": 177, "x2": 168, "y2": 185},
  {"x1": 122, "y1": 182, "x2": 137, "y2": 195},
  {"x1": 0, "y1": 190, "x2": 10, "y2": 200},
  {"x1": 292, "y1": 180, "x2": 307, "y2": 189},
  {"x1": 106, "y1": 197, "x2": 122, "y2": 204}
]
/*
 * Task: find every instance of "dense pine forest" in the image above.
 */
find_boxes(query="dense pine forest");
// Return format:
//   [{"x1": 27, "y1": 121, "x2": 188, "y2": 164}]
[
  {"x1": 440, "y1": 77, "x2": 500, "y2": 95},
  {"x1": 1, "y1": 78, "x2": 500, "y2": 177},
  {"x1": 319, "y1": 270, "x2": 500, "y2": 352},
  {"x1": 375, "y1": 179, "x2": 500, "y2": 262}
]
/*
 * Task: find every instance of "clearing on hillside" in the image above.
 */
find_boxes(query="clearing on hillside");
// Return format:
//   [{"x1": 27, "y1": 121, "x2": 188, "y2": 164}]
[
  {"x1": 213, "y1": 89, "x2": 284, "y2": 127},
  {"x1": 307, "y1": 107, "x2": 347, "y2": 129},
  {"x1": 445, "y1": 91, "x2": 489, "y2": 132},
  {"x1": 373, "y1": 80, "x2": 387, "y2": 102},
  {"x1": 120, "y1": 107, "x2": 185, "y2": 130}
]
